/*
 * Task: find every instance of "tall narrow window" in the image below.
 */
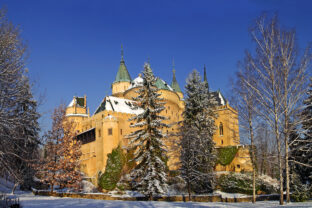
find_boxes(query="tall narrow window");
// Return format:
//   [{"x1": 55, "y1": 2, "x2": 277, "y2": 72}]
[
  {"x1": 108, "y1": 128, "x2": 113, "y2": 136},
  {"x1": 219, "y1": 122, "x2": 224, "y2": 136},
  {"x1": 120, "y1": 129, "x2": 123, "y2": 135},
  {"x1": 98, "y1": 129, "x2": 101, "y2": 137}
]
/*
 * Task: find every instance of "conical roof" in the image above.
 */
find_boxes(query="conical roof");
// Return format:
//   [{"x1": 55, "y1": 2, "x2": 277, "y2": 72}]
[
  {"x1": 114, "y1": 45, "x2": 131, "y2": 83},
  {"x1": 171, "y1": 61, "x2": 182, "y2": 93}
]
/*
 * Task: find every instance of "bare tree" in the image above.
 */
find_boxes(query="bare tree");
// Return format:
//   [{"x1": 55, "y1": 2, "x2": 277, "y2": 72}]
[
  {"x1": 231, "y1": 56, "x2": 258, "y2": 203},
  {"x1": 35, "y1": 104, "x2": 82, "y2": 192},
  {"x1": 241, "y1": 14, "x2": 311, "y2": 204}
]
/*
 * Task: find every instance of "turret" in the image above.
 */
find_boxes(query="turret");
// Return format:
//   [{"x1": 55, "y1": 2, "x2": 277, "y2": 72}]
[
  {"x1": 170, "y1": 59, "x2": 183, "y2": 99},
  {"x1": 65, "y1": 95, "x2": 89, "y2": 131},
  {"x1": 112, "y1": 45, "x2": 131, "y2": 97}
]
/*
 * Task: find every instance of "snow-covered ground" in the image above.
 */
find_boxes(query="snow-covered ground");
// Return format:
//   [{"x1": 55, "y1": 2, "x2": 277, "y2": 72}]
[{"x1": 13, "y1": 192, "x2": 312, "y2": 208}]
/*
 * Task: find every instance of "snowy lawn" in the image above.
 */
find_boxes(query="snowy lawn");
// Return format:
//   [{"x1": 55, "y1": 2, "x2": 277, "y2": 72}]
[{"x1": 15, "y1": 192, "x2": 312, "y2": 208}]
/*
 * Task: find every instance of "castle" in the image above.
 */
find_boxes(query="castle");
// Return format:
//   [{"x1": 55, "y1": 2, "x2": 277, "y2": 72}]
[{"x1": 65, "y1": 48, "x2": 252, "y2": 184}]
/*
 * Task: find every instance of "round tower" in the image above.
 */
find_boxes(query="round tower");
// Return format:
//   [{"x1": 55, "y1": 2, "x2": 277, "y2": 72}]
[{"x1": 112, "y1": 45, "x2": 131, "y2": 97}]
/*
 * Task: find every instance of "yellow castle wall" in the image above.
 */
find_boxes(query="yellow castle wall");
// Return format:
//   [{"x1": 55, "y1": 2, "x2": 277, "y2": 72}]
[
  {"x1": 112, "y1": 81, "x2": 131, "y2": 96},
  {"x1": 213, "y1": 104, "x2": 240, "y2": 147}
]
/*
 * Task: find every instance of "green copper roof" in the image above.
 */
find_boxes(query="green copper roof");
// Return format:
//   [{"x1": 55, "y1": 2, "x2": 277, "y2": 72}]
[
  {"x1": 155, "y1": 78, "x2": 171, "y2": 90},
  {"x1": 171, "y1": 63, "x2": 182, "y2": 93},
  {"x1": 114, "y1": 45, "x2": 131, "y2": 83}
]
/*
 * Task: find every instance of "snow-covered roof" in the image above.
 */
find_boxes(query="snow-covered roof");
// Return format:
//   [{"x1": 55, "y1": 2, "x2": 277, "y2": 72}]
[
  {"x1": 67, "y1": 97, "x2": 85, "y2": 107},
  {"x1": 128, "y1": 76, "x2": 143, "y2": 90},
  {"x1": 128, "y1": 75, "x2": 174, "y2": 92},
  {"x1": 68, "y1": 99, "x2": 75, "y2": 107},
  {"x1": 210, "y1": 91, "x2": 227, "y2": 106},
  {"x1": 94, "y1": 96, "x2": 143, "y2": 115}
]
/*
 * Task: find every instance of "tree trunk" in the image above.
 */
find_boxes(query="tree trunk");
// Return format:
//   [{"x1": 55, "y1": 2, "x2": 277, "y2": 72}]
[
  {"x1": 285, "y1": 139, "x2": 290, "y2": 203},
  {"x1": 11, "y1": 182, "x2": 19, "y2": 195},
  {"x1": 277, "y1": 140, "x2": 284, "y2": 205},
  {"x1": 51, "y1": 183, "x2": 54, "y2": 193},
  {"x1": 248, "y1": 116, "x2": 256, "y2": 203},
  {"x1": 187, "y1": 181, "x2": 191, "y2": 201}
]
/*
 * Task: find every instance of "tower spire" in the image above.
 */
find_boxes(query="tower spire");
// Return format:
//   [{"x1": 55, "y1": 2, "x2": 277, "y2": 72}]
[
  {"x1": 203, "y1": 64, "x2": 209, "y2": 90},
  {"x1": 171, "y1": 59, "x2": 182, "y2": 93},
  {"x1": 204, "y1": 64, "x2": 207, "y2": 82},
  {"x1": 120, "y1": 44, "x2": 124, "y2": 62}
]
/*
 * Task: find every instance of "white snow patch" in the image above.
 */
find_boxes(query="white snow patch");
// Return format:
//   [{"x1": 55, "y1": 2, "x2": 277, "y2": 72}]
[
  {"x1": 95, "y1": 96, "x2": 143, "y2": 115},
  {"x1": 81, "y1": 180, "x2": 98, "y2": 193},
  {"x1": 16, "y1": 192, "x2": 312, "y2": 208},
  {"x1": 66, "y1": 113, "x2": 88, "y2": 117},
  {"x1": 128, "y1": 76, "x2": 143, "y2": 90},
  {"x1": 67, "y1": 99, "x2": 75, "y2": 107}
]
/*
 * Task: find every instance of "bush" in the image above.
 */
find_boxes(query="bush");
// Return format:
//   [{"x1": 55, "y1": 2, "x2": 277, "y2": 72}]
[
  {"x1": 218, "y1": 173, "x2": 279, "y2": 195},
  {"x1": 216, "y1": 146, "x2": 239, "y2": 166},
  {"x1": 291, "y1": 173, "x2": 311, "y2": 202},
  {"x1": 98, "y1": 146, "x2": 125, "y2": 191}
]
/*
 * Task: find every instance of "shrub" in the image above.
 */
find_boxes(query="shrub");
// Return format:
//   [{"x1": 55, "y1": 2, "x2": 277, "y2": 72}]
[
  {"x1": 291, "y1": 173, "x2": 311, "y2": 202},
  {"x1": 217, "y1": 173, "x2": 279, "y2": 195},
  {"x1": 216, "y1": 146, "x2": 238, "y2": 166},
  {"x1": 98, "y1": 146, "x2": 125, "y2": 191}
]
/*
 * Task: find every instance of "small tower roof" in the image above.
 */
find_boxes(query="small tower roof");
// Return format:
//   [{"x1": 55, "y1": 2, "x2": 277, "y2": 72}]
[
  {"x1": 114, "y1": 45, "x2": 131, "y2": 83},
  {"x1": 170, "y1": 59, "x2": 182, "y2": 93}
]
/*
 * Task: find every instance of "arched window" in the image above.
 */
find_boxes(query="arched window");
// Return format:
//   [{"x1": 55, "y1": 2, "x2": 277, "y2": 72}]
[{"x1": 219, "y1": 122, "x2": 224, "y2": 136}]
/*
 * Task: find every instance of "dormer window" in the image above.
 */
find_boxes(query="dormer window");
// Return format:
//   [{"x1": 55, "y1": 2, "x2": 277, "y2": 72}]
[{"x1": 219, "y1": 122, "x2": 224, "y2": 136}]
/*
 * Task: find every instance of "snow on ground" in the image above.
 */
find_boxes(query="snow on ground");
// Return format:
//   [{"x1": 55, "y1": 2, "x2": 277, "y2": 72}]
[{"x1": 15, "y1": 192, "x2": 312, "y2": 208}]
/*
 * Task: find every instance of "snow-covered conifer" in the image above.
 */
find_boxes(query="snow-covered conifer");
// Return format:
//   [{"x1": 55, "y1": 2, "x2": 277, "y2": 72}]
[
  {"x1": 127, "y1": 63, "x2": 168, "y2": 200},
  {"x1": 0, "y1": 8, "x2": 40, "y2": 192},
  {"x1": 179, "y1": 70, "x2": 217, "y2": 199}
]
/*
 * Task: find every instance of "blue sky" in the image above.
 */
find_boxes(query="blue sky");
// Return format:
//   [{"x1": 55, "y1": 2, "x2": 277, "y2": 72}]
[{"x1": 2, "y1": 0, "x2": 312, "y2": 132}]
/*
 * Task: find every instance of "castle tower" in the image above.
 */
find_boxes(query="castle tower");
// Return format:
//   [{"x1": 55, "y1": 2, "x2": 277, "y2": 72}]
[
  {"x1": 65, "y1": 95, "x2": 89, "y2": 132},
  {"x1": 170, "y1": 60, "x2": 183, "y2": 99},
  {"x1": 112, "y1": 45, "x2": 131, "y2": 97}
]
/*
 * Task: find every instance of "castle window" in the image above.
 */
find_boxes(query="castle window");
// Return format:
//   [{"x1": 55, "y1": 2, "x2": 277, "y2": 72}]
[
  {"x1": 221, "y1": 140, "x2": 223, "y2": 145},
  {"x1": 108, "y1": 128, "x2": 113, "y2": 135},
  {"x1": 120, "y1": 129, "x2": 123, "y2": 135},
  {"x1": 237, "y1": 164, "x2": 240, "y2": 169},
  {"x1": 168, "y1": 106, "x2": 170, "y2": 110},
  {"x1": 219, "y1": 122, "x2": 224, "y2": 136},
  {"x1": 98, "y1": 129, "x2": 101, "y2": 137}
]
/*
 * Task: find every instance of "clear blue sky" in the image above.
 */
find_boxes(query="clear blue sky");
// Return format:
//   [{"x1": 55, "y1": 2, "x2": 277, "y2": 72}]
[{"x1": 2, "y1": 0, "x2": 312, "y2": 132}]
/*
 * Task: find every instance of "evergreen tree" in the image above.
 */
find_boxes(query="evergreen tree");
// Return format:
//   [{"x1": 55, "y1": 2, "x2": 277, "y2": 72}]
[
  {"x1": 0, "y1": 8, "x2": 40, "y2": 192},
  {"x1": 127, "y1": 63, "x2": 168, "y2": 200},
  {"x1": 293, "y1": 77, "x2": 312, "y2": 184},
  {"x1": 180, "y1": 70, "x2": 217, "y2": 199}
]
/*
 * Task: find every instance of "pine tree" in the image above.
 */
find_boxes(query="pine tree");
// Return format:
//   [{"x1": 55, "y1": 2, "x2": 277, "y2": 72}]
[
  {"x1": 127, "y1": 63, "x2": 168, "y2": 200},
  {"x1": 180, "y1": 70, "x2": 217, "y2": 199},
  {"x1": 296, "y1": 77, "x2": 312, "y2": 183}
]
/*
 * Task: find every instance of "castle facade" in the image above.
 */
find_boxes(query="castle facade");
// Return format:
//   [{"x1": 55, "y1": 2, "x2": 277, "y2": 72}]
[{"x1": 65, "y1": 49, "x2": 252, "y2": 184}]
